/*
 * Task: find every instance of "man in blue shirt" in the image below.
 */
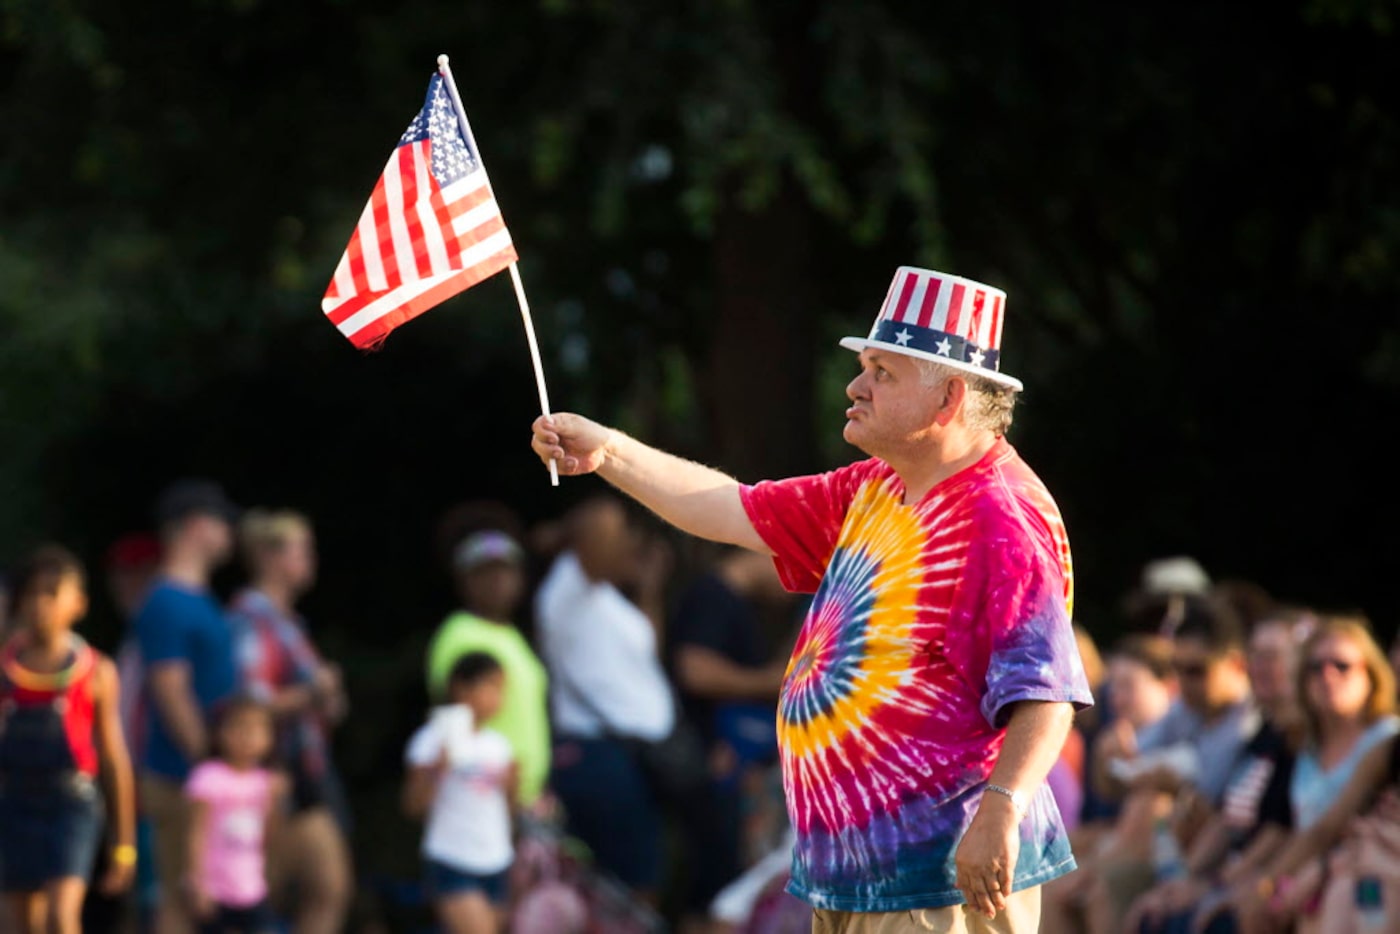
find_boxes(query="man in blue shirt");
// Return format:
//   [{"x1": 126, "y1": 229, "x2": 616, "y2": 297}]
[{"x1": 134, "y1": 479, "x2": 239, "y2": 934}]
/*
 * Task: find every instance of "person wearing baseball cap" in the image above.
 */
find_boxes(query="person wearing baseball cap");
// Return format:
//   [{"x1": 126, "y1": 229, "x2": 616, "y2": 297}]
[
  {"x1": 152, "y1": 478, "x2": 242, "y2": 529},
  {"x1": 425, "y1": 505, "x2": 551, "y2": 811},
  {"x1": 530, "y1": 266, "x2": 1092, "y2": 932},
  {"x1": 132, "y1": 478, "x2": 241, "y2": 932}
]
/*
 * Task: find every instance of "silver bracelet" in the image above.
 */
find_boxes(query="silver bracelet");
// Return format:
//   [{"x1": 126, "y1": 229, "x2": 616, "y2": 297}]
[{"x1": 984, "y1": 782, "x2": 1027, "y2": 816}]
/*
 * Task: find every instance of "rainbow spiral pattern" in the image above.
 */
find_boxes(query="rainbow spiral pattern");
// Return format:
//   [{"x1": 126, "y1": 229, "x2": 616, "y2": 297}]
[{"x1": 745, "y1": 447, "x2": 1089, "y2": 911}]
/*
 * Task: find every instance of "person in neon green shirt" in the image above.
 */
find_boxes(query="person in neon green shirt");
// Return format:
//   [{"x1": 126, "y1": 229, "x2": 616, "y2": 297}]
[{"x1": 426, "y1": 528, "x2": 551, "y2": 806}]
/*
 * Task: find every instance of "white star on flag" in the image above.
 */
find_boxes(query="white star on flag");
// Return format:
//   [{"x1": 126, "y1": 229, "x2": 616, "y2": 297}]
[
  {"x1": 969, "y1": 349, "x2": 986, "y2": 366},
  {"x1": 322, "y1": 71, "x2": 516, "y2": 350},
  {"x1": 935, "y1": 337, "x2": 953, "y2": 356},
  {"x1": 894, "y1": 329, "x2": 913, "y2": 346}
]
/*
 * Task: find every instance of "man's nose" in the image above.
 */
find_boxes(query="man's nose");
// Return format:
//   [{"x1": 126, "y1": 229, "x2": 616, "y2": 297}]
[{"x1": 846, "y1": 372, "x2": 867, "y2": 401}]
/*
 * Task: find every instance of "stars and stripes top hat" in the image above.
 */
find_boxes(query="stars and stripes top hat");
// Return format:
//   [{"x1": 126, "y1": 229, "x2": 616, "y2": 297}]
[{"x1": 840, "y1": 266, "x2": 1023, "y2": 392}]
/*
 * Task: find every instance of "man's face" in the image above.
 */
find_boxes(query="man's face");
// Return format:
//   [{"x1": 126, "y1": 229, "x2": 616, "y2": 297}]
[
  {"x1": 1173, "y1": 637, "x2": 1244, "y2": 712},
  {"x1": 571, "y1": 499, "x2": 640, "y2": 585},
  {"x1": 190, "y1": 514, "x2": 234, "y2": 565},
  {"x1": 1246, "y1": 621, "x2": 1298, "y2": 709},
  {"x1": 843, "y1": 350, "x2": 946, "y2": 456},
  {"x1": 459, "y1": 561, "x2": 526, "y2": 621}
]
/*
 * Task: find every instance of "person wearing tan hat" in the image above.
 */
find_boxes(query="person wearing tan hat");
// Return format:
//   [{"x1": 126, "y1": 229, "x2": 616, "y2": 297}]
[{"x1": 531, "y1": 266, "x2": 1092, "y2": 933}]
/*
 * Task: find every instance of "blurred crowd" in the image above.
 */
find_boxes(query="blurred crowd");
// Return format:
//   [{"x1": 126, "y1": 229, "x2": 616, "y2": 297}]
[
  {"x1": 0, "y1": 481, "x2": 800, "y2": 934},
  {"x1": 1042, "y1": 558, "x2": 1400, "y2": 934},
  {"x1": 3, "y1": 481, "x2": 1400, "y2": 934},
  {"x1": 0, "y1": 481, "x2": 356, "y2": 934}
]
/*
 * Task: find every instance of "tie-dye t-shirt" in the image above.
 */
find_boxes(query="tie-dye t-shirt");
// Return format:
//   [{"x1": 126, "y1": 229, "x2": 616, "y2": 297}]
[{"x1": 739, "y1": 439, "x2": 1093, "y2": 912}]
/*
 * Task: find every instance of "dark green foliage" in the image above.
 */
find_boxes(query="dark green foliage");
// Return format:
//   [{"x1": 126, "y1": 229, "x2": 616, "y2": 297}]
[{"x1": 3, "y1": 0, "x2": 1399, "y2": 901}]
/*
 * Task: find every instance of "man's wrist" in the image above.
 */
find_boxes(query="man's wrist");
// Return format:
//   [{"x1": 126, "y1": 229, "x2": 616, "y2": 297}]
[
  {"x1": 983, "y1": 782, "x2": 1028, "y2": 818},
  {"x1": 599, "y1": 428, "x2": 621, "y2": 467}
]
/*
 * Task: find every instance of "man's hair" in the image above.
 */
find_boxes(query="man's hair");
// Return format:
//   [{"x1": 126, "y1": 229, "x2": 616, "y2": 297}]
[
  {"x1": 1170, "y1": 593, "x2": 1246, "y2": 655},
  {"x1": 7, "y1": 544, "x2": 86, "y2": 614},
  {"x1": 239, "y1": 509, "x2": 312, "y2": 561},
  {"x1": 1210, "y1": 578, "x2": 1277, "y2": 631},
  {"x1": 915, "y1": 360, "x2": 1018, "y2": 435},
  {"x1": 152, "y1": 479, "x2": 238, "y2": 537},
  {"x1": 1107, "y1": 633, "x2": 1176, "y2": 682},
  {"x1": 448, "y1": 651, "x2": 505, "y2": 689},
  {"x1": 1250, "y1": 604, "x2": 1319, "y2": 641}
]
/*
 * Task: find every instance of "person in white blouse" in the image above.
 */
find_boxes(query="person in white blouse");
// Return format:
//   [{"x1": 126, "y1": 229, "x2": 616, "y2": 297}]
[{"x1": 534, "y1": 495, "x2": 675, "y2": 906}]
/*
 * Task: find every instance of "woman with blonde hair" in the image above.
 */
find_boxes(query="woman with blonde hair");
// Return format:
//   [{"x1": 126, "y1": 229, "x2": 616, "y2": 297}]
[
  {"x1": 228, "y1": 509, "x2": 353, "y2": 934},
  {"x1": 1207, "y1": 614, "x2": 1399, "y2": 933},
  {"x1": 1292, "y1": 617, "x2": 1397, "y2": 779}
]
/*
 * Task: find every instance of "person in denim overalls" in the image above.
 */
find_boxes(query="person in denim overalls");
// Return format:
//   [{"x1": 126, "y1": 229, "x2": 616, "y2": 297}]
[{"x1": 0, "y1": 545, "x2": 137, "y2": 934}]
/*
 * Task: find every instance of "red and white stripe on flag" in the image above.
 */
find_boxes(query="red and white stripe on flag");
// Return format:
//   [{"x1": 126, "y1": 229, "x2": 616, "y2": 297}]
[{"x1": 322, "y1": 104, "x2": 517, "y2": 348}]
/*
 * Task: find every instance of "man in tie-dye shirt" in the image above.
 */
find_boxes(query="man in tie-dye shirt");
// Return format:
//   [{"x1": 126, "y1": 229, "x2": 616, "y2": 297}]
[{"x1": 530, "y1": 267, "x2": 1093, "y2": 932}]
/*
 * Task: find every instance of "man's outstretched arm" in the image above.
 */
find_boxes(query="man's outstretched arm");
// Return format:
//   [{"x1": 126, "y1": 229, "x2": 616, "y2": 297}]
[{"x1": 531, "y1": 413, "x2": 770, "y2": 554}]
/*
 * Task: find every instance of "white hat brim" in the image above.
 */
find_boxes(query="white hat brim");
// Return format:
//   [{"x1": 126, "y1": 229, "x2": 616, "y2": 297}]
[{"x1": 839, "y1": 336, "x2": 1024, "y2": 392}]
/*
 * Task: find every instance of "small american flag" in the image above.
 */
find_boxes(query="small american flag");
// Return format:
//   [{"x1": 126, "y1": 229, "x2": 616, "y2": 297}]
[{"x1": 322, "y1": 73, "x2": 517, "y2": 349}]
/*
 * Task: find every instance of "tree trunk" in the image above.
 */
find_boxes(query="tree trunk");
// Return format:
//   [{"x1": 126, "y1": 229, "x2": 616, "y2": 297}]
[{"x1": 705, "y1": 183, "x2": 820, "y2": 482}]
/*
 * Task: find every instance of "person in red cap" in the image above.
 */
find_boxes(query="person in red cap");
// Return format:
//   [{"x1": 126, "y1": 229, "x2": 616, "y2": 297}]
[
  {"x1": 102, "y1": 532, "x2": 165, "y2": 769},
  {"x1": 80, "y1": 532, "x2": 163, "y2": 934},
  {"x1": 531, "y1": 266, "x2": 1092, "y2": 933}
]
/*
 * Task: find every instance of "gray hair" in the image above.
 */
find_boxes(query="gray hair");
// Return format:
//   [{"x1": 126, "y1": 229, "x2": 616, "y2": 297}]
[{"x1": 916, "y1": 359, "x2": 1018, "y2": 435}]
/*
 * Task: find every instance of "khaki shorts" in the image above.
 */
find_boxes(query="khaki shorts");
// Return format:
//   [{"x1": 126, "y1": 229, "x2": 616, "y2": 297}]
[
  {"x1": 812, "y1": 886, "x2": 1041, "y2": 934},
  {"x1": 139, "y1": 773, "x2": 191, "y2": 898},
  {"x1": 267, "y1": 805, "x2": 352, "y2": 909}
]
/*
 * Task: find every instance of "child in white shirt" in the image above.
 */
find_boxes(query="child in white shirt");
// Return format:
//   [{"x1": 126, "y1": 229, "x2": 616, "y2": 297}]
[{"x1": 403, "y1": 652, "x2": 518, "y2": 934}]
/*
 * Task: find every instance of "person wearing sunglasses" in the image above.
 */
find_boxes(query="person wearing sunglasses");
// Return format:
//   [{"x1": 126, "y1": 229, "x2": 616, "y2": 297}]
[
  {"x1": 1116, "y1": 597, "x2": 1259, "y2": 808},
  {"x1": 1062, "y1": 595, "x2": 1258, "y2": 934},
  {"x1": 1289, "y1": 619, "x2": 1399, "y2": 832},
  {"x1": 1204, "y1": 615, "x2": 1400, "y2": 933},
  {"x1": 1124, "y1": 607, "x2": 1315, "y2": 934},
  {"x1": 1231, "y1": 710, "x2": 1400, "y2": 933}
]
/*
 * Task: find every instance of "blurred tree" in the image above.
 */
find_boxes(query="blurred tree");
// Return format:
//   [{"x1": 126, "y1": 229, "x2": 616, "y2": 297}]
[{"x1": 3, "y1": 0, "x2": 1399, "y2": 911}]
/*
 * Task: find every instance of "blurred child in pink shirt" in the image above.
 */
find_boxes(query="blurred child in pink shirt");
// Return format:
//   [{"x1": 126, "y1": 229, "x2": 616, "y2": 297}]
[{"x1": 184, "y1": 695, "x2": 287, "y2": 934}]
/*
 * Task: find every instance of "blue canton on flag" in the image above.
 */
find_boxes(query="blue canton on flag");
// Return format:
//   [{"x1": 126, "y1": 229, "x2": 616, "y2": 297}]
[
  {"x1": 399, "y1": 75, "x2": 480, "y2": 188},
  {"x1": 323, "y1": 69, "x2": 516, "y2": 349}
]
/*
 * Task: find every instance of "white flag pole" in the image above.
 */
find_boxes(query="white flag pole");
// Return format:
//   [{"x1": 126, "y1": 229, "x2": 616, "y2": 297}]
[{"x1": 437, "y1": 54, "x2": 559, "y2": 487}]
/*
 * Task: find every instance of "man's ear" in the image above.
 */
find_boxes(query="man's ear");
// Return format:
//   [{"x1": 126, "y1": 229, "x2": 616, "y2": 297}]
[{"x1": 934, "y1": 376, "x2": 967, "y2": 427}]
